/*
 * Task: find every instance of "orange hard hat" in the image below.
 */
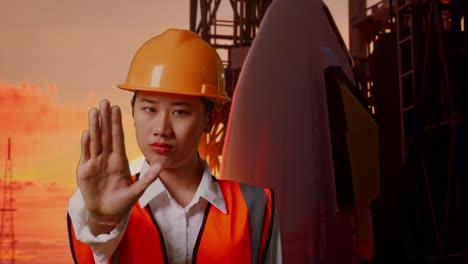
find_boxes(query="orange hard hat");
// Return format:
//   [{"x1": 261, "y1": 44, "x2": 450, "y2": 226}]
[{"x1": 117, "y1": 28, "x2": 230, "y2": 102}]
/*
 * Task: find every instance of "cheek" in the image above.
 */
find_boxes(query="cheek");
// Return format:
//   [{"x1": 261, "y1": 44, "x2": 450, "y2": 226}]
[
  {"x1": 133, "y1": 113, "x2": 150, "y2": 130},
  {"x1": 133, "y1": 118, "x2": 150, "y2": 143},
  {"x1": 176, "y1": 122, "x2": 204, "y2": 143},
  {"x1": 134, "y1": 125, "x2": 144, "y2": 147}
]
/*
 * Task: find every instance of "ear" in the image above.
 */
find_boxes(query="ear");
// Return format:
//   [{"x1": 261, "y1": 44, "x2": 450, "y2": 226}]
[{"x1": 203, "y1": 108, "x2": 220, "y2": 133}]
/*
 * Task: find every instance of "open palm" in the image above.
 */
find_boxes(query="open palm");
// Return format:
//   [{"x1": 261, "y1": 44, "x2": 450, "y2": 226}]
[{"x1": 76, "y1": 100, "x2": 160, "y2": 222}]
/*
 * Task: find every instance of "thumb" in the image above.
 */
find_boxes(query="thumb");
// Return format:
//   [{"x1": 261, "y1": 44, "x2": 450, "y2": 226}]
[{"x1": 130, "y1": 163, "x2": 162, "y2": 197}]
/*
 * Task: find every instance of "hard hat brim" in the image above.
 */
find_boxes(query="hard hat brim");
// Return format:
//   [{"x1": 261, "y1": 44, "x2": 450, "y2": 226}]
[{"x1": 117, "y1": 84, "x2": 231, "y2": 103}]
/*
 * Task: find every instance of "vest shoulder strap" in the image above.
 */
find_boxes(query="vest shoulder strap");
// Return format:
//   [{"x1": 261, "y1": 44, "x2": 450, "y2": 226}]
[{"x1": 217, "y1": 180, "x2": 275, "y2": 263}]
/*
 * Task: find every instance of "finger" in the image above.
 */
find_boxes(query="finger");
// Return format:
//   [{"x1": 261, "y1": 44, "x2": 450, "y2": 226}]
[
  {"x1": 100, "y1": 100, "x2": 112, "y2": 153},
  {"x1": 89, "y1": 108, "x2": 101, "y2": 157},
  {"x1": 79, "y1": 130, "x2": 91, "y2": 165},
  {"x1": 111, "y1": 105, "x2": 126, "y2": 154},
  {"x1": 129, "y1": 163, "x2": 162, "y2": 197}
]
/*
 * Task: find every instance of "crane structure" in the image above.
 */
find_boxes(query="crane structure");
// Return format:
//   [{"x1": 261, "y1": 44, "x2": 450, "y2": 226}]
[
  {"x1": 395, "y1": 0, "x2": 467, "y2": 262},
  {"x1": 349, "y1": 0, "x2": 395, "y2": 114},
  {"x1": 0, "y1": 138, "x2": 17, "y2": 264},
  {"x1": 350, "y1": 0, "x2": 467, "y2": 262},
  {"x1": 189, "y1": 0, "x2": 272, "y2": 175}
]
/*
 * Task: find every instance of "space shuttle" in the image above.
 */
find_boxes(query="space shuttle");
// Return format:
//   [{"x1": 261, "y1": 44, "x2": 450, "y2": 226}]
[{"x1": 219, "y1": 0, "x2": 379, "y2": 263}]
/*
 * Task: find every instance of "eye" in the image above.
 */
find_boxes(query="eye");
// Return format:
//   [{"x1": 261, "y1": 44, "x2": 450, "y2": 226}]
[
  {"x1": 173, "y1": 109, "x2": 189, "y2": 116},
  {"x1": 142, "y1": 107, "x2": 156, "y2": 113}
]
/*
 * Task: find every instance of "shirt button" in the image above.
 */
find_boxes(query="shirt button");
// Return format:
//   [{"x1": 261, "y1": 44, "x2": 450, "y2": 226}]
[{"x1": 177, "y1": 250, "x2": 184, "y2": 257}]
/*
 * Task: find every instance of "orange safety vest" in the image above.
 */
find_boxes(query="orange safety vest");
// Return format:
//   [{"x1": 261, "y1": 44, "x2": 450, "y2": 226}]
[{"x1": 68, "y1": 177, "x2": 275, "y2": 264}]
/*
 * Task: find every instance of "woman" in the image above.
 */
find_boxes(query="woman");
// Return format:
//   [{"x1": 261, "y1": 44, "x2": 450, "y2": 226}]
[{"x1": 67, "y1": 28, "x2": 282, "y2": 263}]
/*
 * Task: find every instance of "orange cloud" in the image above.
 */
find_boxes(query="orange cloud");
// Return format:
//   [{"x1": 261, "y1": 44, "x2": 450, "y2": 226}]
[
  {"x1": 0, "y1": 81, "x2": 91, "y2": 185},
  {"x1": 0, "y1": 81, "x2": 88, "y2": 159}
]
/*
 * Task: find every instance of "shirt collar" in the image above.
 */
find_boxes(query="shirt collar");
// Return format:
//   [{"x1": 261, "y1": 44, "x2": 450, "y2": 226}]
[{"x1": 137, "y1": 160, "x2": 227, "y2": 214}]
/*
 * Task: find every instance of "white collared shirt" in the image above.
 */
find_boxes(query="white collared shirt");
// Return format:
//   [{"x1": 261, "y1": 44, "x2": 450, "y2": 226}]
[{"x1": 68, "y1": 160, "x2": 282, "y2": 264}]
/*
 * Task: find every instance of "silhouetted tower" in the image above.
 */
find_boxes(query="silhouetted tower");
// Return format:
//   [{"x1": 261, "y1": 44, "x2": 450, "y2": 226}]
[
  {"x1": 189, "y1": 0, "x2": 272, "y2": 175},
  {"x1": 395, "y1": 0, "x2": 467, "y2": 262},
  {"x1": 349, "y1": 0, "x2": 395, "y2": 114},
  {"x1": 0, "y1": 138, "x2": 16, "y2": 264},
  {"x1": 350, "y1": 0, "x2": 467, "y2": 262}
]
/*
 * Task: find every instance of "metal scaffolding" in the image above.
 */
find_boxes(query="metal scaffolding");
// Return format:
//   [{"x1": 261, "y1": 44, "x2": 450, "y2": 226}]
[
  {"x1": 351, "y1": 0, "x2": 467, "y2": 262},
  {"x1": 396, "y1": 0, "x2": 467, "y2": 262},
  {"x1": 189, "y1": 0, "x2": 272, "y2": 175}
]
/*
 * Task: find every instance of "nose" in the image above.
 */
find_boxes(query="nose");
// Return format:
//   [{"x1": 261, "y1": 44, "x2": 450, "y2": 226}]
[{"x1": 152, "y1": 111, "x2": 173, "y2": 138}]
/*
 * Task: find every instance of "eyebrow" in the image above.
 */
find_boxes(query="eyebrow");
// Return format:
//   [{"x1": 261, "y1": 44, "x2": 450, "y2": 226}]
[
  {"x1": 140, "y1": 98, "x2": 157, "y2": 104},
  {"x1": 140, "y1": 97, "x2": 192, "y2": 107}
]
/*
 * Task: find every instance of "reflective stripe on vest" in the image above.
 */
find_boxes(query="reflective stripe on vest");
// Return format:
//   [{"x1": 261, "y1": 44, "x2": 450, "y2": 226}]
[
  {"x1": 68, "y1": 179, "x2": 274, "y2": 264},
  {"x1": 239, "y1": 182, "x2": 267, "y2": 264}
]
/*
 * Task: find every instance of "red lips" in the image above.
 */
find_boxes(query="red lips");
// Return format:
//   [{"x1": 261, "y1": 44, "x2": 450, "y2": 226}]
[{"x1": 150, "y1": 142, "x2": 173, "y2": 154}]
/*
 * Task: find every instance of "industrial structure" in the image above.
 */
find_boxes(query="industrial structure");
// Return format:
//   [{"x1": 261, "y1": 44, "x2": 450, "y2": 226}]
[
  {"x1": 190, "y1": 0, "x2": 273, "y2": 175},
  {"x1": 350, "y1": 0, "x2": 467, "y2": 262},
  {"x1": 194, "y1": 0, "x2": 467, "y2": 263},
  {"x1": 0, "y1": 138, "x2": 16, "y2": 264}
]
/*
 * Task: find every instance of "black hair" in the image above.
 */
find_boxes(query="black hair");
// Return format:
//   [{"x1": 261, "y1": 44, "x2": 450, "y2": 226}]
[
  {"x1": 131, "y1": 91, "x2": 137, "y2": 116},
  {"x1": 199, "y1": 97, "x2": 216, "y2": 114}
]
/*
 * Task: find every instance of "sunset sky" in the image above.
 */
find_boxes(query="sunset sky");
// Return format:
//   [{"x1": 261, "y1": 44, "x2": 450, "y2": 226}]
[{"x1": 0, "y1": 0, "x2": 379, "y2": 262}]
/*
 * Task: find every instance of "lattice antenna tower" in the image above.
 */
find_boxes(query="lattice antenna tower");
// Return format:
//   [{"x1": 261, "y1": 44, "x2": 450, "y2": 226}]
[{"x1": 0, "y1": 138, "x2": 16, "y2": 264}]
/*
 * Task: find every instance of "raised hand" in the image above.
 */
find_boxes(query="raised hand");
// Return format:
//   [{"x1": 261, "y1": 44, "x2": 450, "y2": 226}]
[{"x1": 76, "y1": 100, "x2": 161, "y2": 233}]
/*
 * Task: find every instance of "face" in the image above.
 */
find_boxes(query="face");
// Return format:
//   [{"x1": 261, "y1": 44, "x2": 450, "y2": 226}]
[{"x1": 133, "y1": 91, "x2": 213, "y2": 169}]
